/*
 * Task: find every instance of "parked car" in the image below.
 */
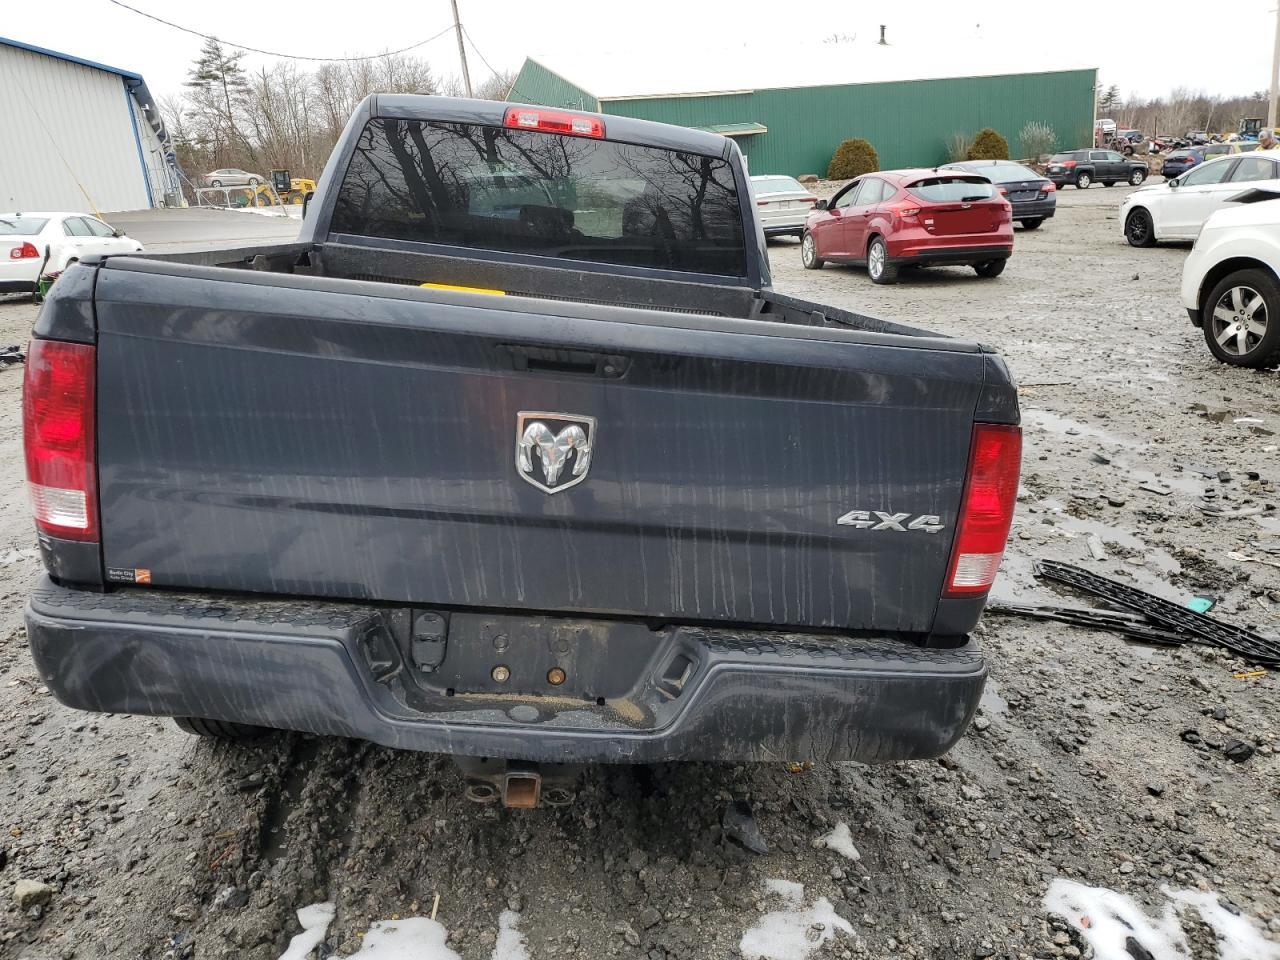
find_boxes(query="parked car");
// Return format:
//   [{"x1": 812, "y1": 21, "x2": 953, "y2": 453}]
[
  {"x1": 940, "y1": 160, "x2": 1056, "y2": 229},
  {"x1": 1122, "y1": 151, "x2": 1280, "y2": 247},
  {"x1": 0, "y1": 212, "x2": 143, "y2": 294},
  {"x1": 1186, "y1": 131, "x2": 1210, "y2": 145},
  {"x1": 1045, "y1": 150, "x2": 1147, "y2": 189},
  {"x1": 749, "y1": 174, "x2": 820, "y2": 238},
  {"x1": 1162, "y1": 148, "x2": 1206, "y2": 179},
  {"x1": 800, "y1": 169, "x2": 1013, "y2": 282},
  {"x1": 204, "y1": 168, "x2": 263, "y2": 187},
  {"x1": 1180, "y1": 194, "x2": 1280, "y2": 367},
  {"x1": 1118, "y1": 128, "x2": 1144, "y2": 144},
  {"x1": 1203, "y1": 141, "x2": 1261, "y2": 158},
  {"x1": 23, "y1": 96, "x2": 1020, "y2": 800}
]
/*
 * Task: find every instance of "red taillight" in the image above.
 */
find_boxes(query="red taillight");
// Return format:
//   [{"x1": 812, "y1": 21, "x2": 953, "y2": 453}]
[
  {"x1": 1061, "y1": 160, "x2": 1077, "y2": 168},
  {"x1": 1042, "y1": 181, "x2": 1056, "y2": 193},
  {"x1": 23, "y1": 339, "x2": 97, "y2": 542},
  {"x1": 894, "y1": 205, "x2": 922, "y2": 225},
  {"x1": 503, "y1": 107, "x2": 604, "y2": 138},
  {"x1": 944, "y1": 424, "x2": 1021, "y2": 597},
  {"x1": 9, "y1": 242, "x2": 39, "y2": 260},
  {"x1": 998, "y1": 186, "x2": 1009, "y2": 196}
]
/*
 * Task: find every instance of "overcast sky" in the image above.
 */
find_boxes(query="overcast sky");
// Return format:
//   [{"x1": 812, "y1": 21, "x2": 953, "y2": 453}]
[{"x1": 2, "y1": 0, "x2": 1275, "y2": 103}]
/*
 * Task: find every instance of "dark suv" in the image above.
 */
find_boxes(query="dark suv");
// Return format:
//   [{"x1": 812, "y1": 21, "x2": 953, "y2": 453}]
[{"x1": 1046, "y1": 150, "x2": 1148, "y2": 189}]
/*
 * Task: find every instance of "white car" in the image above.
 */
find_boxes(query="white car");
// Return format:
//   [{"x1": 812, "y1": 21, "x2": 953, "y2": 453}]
[
  {"x1": 1180, "y1": 196, "x2": 1280, "y2": 367},
  {"x1": 749, "y1": 175, "x2": 820, "y2": 239},
  {"x1": 0, "y1": 212, "x2": 144, "y2": 294},
  {"x1": 1122, "y1": 150, "x2": 1280, "y2": 246}
]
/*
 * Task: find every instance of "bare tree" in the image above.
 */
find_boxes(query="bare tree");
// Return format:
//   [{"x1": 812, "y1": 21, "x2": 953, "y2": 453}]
[
  {"x1": 1018, "y1": 122, "x2": 1057, "y2": 162},
  {"x1": 945, "y1": 132, "x2": 973, "y2": 162}
]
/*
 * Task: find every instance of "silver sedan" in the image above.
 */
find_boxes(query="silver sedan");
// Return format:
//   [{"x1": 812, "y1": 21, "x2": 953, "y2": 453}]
[
  {"x1": 204, "y1": 168, "x2": 263, "y2": 187},
  {"x1": 750, "y1": 175, "x2": 820, "y2": 239}
]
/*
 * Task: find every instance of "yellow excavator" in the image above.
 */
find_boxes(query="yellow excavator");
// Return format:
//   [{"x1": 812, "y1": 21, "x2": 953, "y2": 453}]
[{"x1": 249, "y1": 170, "x2": 316, "y2": 206}]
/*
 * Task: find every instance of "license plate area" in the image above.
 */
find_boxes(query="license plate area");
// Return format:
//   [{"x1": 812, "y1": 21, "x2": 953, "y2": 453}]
[{"x1": 428, "y1": 614, "x2": 661, "y2": 701}]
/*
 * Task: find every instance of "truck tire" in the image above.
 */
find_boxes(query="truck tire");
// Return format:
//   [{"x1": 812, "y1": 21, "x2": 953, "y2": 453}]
[
  {"x1": 1125, "y1": 208, "x2": 1156, "y2": 247},
  {"x1": 800, "y1": 231, "x2": 824, "y2": 269},
  {"x1": 1129, "y1": 168, "x2": 1147, "y2": 186},
  {"x1": 1075, "y1": 171, "x2": 1093, "y2": 189},
  {"x1": 1202, "y1": 268, "x2": 1280, "y2": 368},
  {"x1": 174, "y1": 716, "x2": 270, "y2": 741},
  {"x1": 866, "y1": 236, "x2": 898, "y2": 284}
]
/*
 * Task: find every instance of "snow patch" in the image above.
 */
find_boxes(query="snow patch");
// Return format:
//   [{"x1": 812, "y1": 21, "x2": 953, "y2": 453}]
[
  {"x1": 1167, "y1": 889, "x2": 1280, "y2": 960},
  {"x1": 740, "y1": 880, "x2": 853, "y2": 960},
  {"x1": 277, "y1": 908, "x2": 531, "y2": 960},
  {"x1": 1044, "y1": 879, "x2": 1280, "y2": 960},
  {"x1": 278, "y1": 902, "x2": 336, "y2": 960},
  {"x1": 345, "y1": 917, "x2": 459, "y2": 959},
  {"x1": 491, "y1": 910, "x2": 530, "y2": 960},
  {"x1": 820, "y1": 822, "x2": 861, "y2": 862},
  {"x1": 764, "y1": 879, "x2": 806, "y2": 906},
  {"x1": 1044, "y1": 879, "x2": 1187, "y2": 960}
]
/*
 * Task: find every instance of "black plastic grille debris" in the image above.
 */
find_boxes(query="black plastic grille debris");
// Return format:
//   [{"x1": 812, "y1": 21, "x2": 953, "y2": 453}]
[{"x1": 1035, "y1": 560, "x2": 1280, "y2": 667}]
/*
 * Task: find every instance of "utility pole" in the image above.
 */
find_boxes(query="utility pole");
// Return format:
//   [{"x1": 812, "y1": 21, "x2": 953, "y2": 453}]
[
  {"x1": 1271, "y1": 3, "x2": 1280, "y2": 130},
  {"x1": 451, "y1": 0, "x2": 473, "y2": 98}
]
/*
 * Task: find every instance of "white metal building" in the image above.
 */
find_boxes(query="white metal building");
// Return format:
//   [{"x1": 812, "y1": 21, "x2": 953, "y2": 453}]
[{"x1": 0, "y1": 36, "x2": 180, "y2": 212}]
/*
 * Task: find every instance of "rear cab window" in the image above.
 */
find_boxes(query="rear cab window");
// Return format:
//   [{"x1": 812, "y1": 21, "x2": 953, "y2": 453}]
[
  {"x1": 330, "y1": 118, "x2": 747, "y2": 278},
  {"x1": 906, "y1": 177, "x2": 997, "y2": 202},
  {"x1": 0, "y1": 217, "x2": 48, "y2": 235}
]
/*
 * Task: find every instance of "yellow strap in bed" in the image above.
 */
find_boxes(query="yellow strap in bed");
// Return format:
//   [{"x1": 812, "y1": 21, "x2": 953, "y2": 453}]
[{"x1": 419, "y1": 282, "x2": 505, "y2": 296}]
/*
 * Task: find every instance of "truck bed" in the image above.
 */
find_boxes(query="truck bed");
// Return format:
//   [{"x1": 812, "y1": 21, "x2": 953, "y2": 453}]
[{"x1": 143, "y1": 238, "x2": 947, "y2": 340}]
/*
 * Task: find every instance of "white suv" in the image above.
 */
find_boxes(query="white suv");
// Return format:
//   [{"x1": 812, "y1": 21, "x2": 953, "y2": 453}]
[{"x1": 1180, "y1": 196, "x2": 1280, "y2": 367}]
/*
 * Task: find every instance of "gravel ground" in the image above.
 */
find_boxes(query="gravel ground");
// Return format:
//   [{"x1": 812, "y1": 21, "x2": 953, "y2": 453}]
[{"x1": 1, "y1": 186, "x2": 1278, "y2": 960}]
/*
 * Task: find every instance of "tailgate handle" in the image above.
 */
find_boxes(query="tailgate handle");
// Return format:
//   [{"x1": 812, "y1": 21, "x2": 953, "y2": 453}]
[{"x1": 502, "y1": 344, "x2": 629, "y2": 379}]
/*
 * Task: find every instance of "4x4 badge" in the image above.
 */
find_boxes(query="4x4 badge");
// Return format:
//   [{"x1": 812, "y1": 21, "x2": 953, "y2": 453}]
[
  {"x1": 836, "y1": 510, "x2": 944, "y2": 533},
  {"x1": 516, "y1": 412, "x2": 596, "y2": 494}
]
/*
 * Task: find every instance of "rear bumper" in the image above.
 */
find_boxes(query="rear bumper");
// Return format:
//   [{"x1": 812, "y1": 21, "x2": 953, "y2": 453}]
[
  {"x1": 26, "y1": 576, "x2": 987, "y2": 764},
  {"x1": 0, "y1": 259, "x2": 39, "y2": 292},
  {"x1": 1011, "y1": 199, "x2": 1056, "y2": 219},
  {"x1": 889, "y1": 244, "x2": 1013, "y2": 267}
]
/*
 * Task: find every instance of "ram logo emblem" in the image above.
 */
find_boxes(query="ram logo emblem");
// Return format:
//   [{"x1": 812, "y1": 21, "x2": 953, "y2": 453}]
[{"x1": 516, "y1": 412, "x2": 596, "y2": 494}]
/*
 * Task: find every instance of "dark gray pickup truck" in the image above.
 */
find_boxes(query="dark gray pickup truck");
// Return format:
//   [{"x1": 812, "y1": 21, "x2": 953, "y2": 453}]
[{"x1": 24, "y1": 96, "x2": 1020, "y2": 803}]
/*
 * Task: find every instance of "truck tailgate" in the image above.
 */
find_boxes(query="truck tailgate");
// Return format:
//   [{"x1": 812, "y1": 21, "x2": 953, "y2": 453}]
[{"x1": 93, "y1": 263, "x2": 986, "y2": 634}]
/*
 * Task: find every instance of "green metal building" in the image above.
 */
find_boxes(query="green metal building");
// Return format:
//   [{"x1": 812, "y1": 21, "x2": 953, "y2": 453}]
[{"x1": 508, "y1": 56, "x2": 1096, "y2": 176}]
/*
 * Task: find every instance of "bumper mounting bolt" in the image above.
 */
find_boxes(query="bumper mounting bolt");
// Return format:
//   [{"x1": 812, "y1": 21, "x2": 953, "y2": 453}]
[
  {"x1": 491, "y1": 665, "x2": 510, "y2": 683},
  {"x1": 547, "y1": 667, "x2": 566, "y2": 686}
]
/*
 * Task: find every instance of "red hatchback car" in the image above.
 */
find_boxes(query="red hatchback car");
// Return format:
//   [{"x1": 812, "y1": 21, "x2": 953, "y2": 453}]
[{"x1": 800, "y1": 169, "x2": 1014, "y2": 283}]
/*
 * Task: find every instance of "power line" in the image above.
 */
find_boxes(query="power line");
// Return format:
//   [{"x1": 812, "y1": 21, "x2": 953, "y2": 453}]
[
  {"x1": 461, "y1": 23, "x2": 502, "y2": 80},
  {"x1": 104, "y1": 0, "x2": 455, "y2": 62}
]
